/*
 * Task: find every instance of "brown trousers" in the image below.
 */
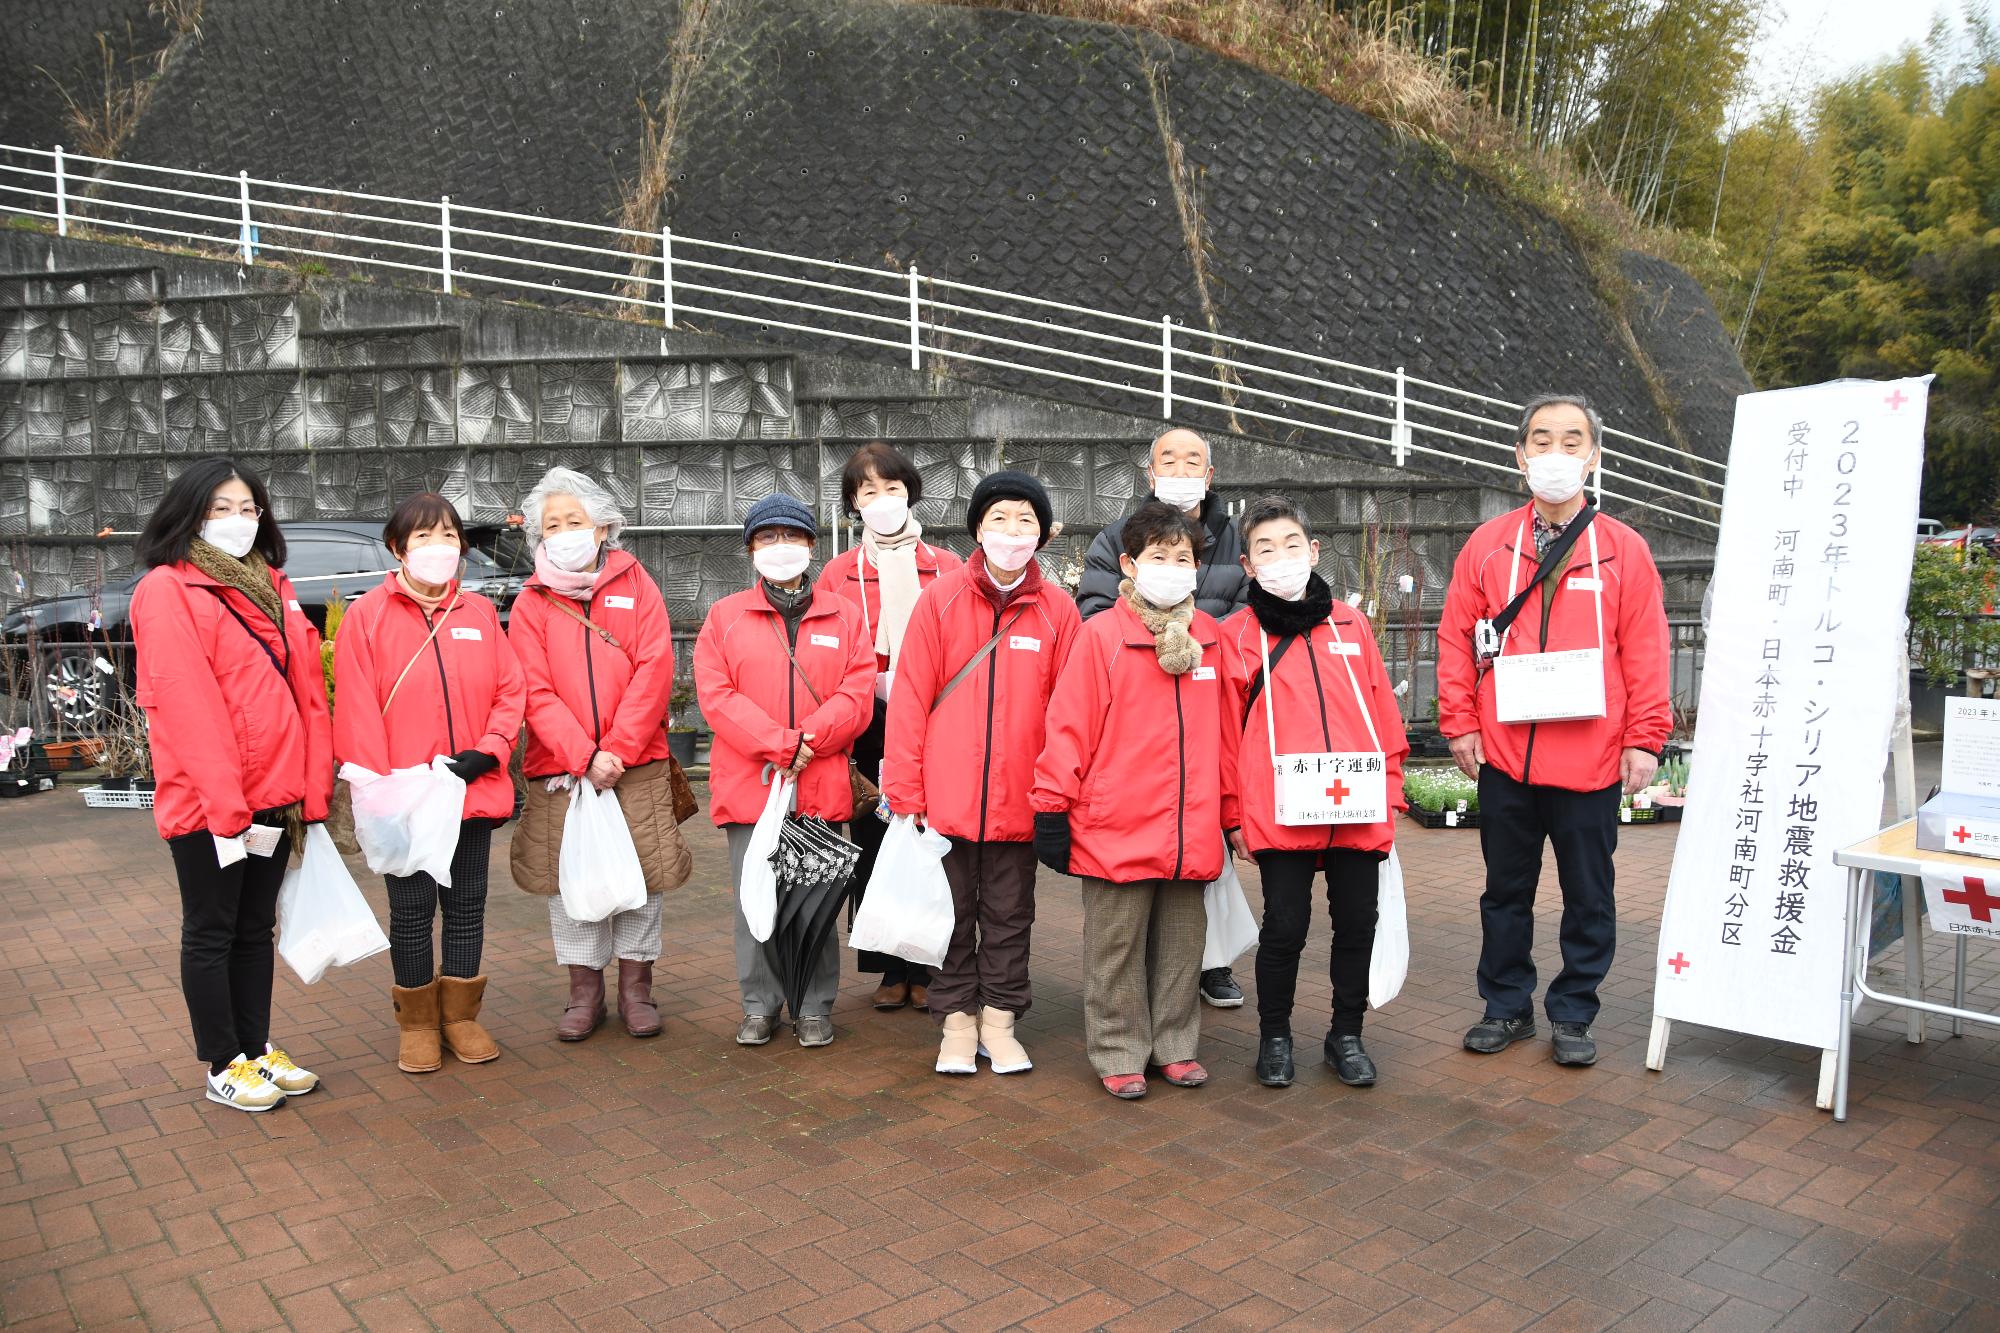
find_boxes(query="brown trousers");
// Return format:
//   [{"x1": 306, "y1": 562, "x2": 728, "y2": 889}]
[
  {"x1": 1079, "y1": 877, "x2": 1207, "y2": 1077},
  {"x1": 928, "y1": 840, "x2": 1037, "y2": 1024}
]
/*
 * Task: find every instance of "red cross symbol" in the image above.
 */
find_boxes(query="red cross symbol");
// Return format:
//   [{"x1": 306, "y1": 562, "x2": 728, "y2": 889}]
[
  {"x1": 1954, "y1": 825, "x2": 1972, "y2": 845},
  {"x1": 1668, "y1": 952, "x2": 1691, "y2": 975},
  {"x1": 1886, "y1": 388, "x2": 1909, "y2": 410},
  {"x1": 1326, "y1": 779, "x2": 1350, "y2": 805},
  {"x1": 1944, "y1": 876, "x2": 2000, "y2": 923}
]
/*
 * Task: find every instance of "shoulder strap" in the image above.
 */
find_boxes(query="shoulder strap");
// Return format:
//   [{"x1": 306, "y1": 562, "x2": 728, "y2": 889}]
[
  {"x1": 930, "y1": 606, "x2": 1032, "y2": 713},
  {"x1": 768, "y1": 616, "x2": 826, "y2": 708},
  {"x1": 383, "y1": 594, "x2": 462, "y2": 713},
  {"x1": 1492, "y1": 505, "x2": 1597, "y2": 639},
  {"x1": 1240, "y1": 632, "x2": 1298, "y2": 726},
  {"x1": 204, "y1": 588, "x2": 291, "y2": 683},
  {"x1": 536, "y1": 587, "x2": 628, "y2": 662}
]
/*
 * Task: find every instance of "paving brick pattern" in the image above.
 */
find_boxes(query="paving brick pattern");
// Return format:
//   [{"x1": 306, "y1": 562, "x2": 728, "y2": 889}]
[{"x1": 2, "y1": 790, "x2": 1995, "y2": 1330}]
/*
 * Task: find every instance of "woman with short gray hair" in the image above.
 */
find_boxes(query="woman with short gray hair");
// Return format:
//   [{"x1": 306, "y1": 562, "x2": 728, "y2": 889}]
[{"x1": 505, "y1": 467, "x2": 692, "y2": 1043}]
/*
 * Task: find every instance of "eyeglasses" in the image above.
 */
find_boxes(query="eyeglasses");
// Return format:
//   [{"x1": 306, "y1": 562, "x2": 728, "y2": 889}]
[{"x1": 208, "y1": 501, "x2": 263, "y2": 519}]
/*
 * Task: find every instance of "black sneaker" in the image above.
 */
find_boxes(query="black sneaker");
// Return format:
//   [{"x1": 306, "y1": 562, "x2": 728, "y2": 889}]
[
  {"x1": 1199, "y1": 967, "x2": 1244, "y2": 1008},
  {"x1": 1325, "y1": 1034, "x2": 1377, "y2": 1087},
  {"x1": 1463, "y1": 1015, "x2": 1537, "y2": 1053},
  {"x1": 1551, "y1": 1022, "x2": 1598, "y2": 1066},
  {"x1": 1255, "y1": 1035, "x2": 1294, "y2": 1087}
]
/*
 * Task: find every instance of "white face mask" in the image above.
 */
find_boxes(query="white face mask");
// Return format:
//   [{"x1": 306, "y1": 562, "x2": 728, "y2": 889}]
[
  {"x1": 403, "y1": 542, "x2": 461, "y2": 587},
  {"x1": 1134, "y1": 563, "x2": 1197, "y2": 609},
  {"x1": 1525, "y1": 452, "x2": 1589, "y2": 504},
  {"x1": 980, "y1": 530, "x2": 1039, "y2": 573},
  {"x1": 859, "y1": 495, "x2": 909, "y2": 537},
  {"x1": 753, "y1": 542, "x2": 812, "y2": 584},
  {"x1": 1152, "y1": 474, "x2": 1207, "y2": 512},
  {"x1": 1254, "y1": 556, "x2": 1313, "y2": 602},
  {"x1": 200, "y1": 514, "x2": 259, "y2": 560},
  {"x1": 542, "y1": 528, "x2": 599, "y2": 572}
]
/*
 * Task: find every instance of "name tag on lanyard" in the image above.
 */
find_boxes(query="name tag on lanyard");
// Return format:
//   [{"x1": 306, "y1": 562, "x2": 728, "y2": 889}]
[
  {"x1": 1260, "y1": 623, "x2": 1387, "y2": 826},
  {"x1": 1492, "y1": 518, "x2": 1607, "y2": 724}
]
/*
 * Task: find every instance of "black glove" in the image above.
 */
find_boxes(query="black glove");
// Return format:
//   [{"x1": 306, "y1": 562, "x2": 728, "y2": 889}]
[
  {"x1": 1032, "y1": 811, "x2": 1072, "y2": 876},
  {"x1": 445, "y1": 749, "x2": 500, "y2": 782}
]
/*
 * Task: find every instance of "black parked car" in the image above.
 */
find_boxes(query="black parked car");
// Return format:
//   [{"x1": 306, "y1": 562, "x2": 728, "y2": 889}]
[{"x1": 2, "y1": 521, "x2": 529, "y2": 736}]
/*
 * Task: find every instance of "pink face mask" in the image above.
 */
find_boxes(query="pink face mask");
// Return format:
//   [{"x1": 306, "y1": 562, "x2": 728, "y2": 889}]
[
  {"x1": 403, "y1": 542, "x2": 461, "y2": 587},
  {"x1": 981, "y1": 530, "x2": 1039, "y2": 572}
]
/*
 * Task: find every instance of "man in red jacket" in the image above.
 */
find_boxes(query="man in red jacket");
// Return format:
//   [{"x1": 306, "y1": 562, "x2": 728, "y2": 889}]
[{"x1": 1437, "y1": 395, "x2": 1671, "y2": 1068}]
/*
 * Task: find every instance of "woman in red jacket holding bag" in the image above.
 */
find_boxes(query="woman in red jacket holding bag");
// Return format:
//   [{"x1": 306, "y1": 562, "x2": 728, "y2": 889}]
[
  {"x1": 131, "y1": 458, "x2": 335, "y2": 1113},
  {"x1": 819, "y1": 442, "x2": 961, "y2": 1011},
  {"x1": 507, "y1": 467, "x2": 692, "y2": 1042},
  {"x1": 1031, "y1": 501, "x2": 1242, "y2": 1100},
  {"x1": 885, "y1": 471, "x2": 1079, "y2": 1077},
  {"x1": 1217, "y1": 496, "x2": 1410, "y2": 1090},
  {"x1": 334, "y1": 493, "x2": 526, "y2": 1075},
  {"x1": 694, "y1": 494, "x2": 875, "y2": 1049}
]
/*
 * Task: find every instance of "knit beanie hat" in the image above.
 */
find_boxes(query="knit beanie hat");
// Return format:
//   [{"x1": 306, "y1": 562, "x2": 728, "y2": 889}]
[
  {"x1": 966, "y1": 470, "x2": 1054, "y2": 549},
  {"x1": 742, "y1": 493, "x2": 818, "y2": 543}
]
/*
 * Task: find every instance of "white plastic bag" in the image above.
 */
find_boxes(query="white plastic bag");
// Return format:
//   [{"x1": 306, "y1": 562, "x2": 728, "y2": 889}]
[
  {"x1": 1369, "y1": 848, "x2": 1409, "y2": 1008},
  {"x1": 849, "y1": 815, "x2": 955, "y2": 967},
  {"x1": 739, "y1": 773, "x2": 791, "y2": 943},
  {"x1": 277, "y1": 824, "x2": 390, "y2": 984},
  {"x1": 339, "y1": 757, "x2": 466, "y2": 884},
  {"x1": 1202, "y1": 859, "x2": 1260, "y2": 970},
  {"x1": 558, "y1": 780, "x2": 649, "y2": 923}
]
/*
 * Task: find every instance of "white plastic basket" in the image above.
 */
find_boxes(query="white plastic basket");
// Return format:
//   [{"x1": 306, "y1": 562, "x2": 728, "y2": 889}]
[{"x1": 81, "y1": 785, "x2": 155, "y2": 810}]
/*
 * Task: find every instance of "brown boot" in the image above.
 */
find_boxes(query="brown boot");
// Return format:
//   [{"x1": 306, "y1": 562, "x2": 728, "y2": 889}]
[
  {"x1": 392, "y1": 980, "x2": 442, "y2": 1073},
  {"x1": 438, "y1": 974, "x2": 500, "y2": 1064},
  {"x1": 617, "y1": 960, "x2": 662, "y2": 1038},
  {"x1": 556, "y1": 966, "x2": 605, "y2": 1042}
]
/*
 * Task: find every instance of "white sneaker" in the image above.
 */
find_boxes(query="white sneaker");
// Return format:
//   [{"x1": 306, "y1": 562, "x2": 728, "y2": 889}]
[
  {"x1": 205, "y1": 1055, "x2": 284, "y2": 1112},
  {"x1": 258, "y1": 1044, "x2": 319, "y2": 1096}
]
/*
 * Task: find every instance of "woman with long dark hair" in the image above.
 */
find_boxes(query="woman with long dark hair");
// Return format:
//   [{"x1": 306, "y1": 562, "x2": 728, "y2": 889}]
[
  {"x1": 131, "y1": 458, "x2": 335, "y2": 1112},
  {"x1": 334, "y1": 493, "x2": 525, "y2": 1074}
]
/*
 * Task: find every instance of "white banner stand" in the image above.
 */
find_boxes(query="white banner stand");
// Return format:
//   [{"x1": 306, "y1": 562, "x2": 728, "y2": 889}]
[{"x1": 1645, "y1": 377, "x2": 1931, "y2": 1107}]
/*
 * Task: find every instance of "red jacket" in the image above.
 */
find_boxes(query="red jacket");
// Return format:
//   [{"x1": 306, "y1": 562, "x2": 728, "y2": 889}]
[
  {"x1": 883, "y1": 554, "x2": 1082, "y2": 842},
  {"x1": 1218, "y1": 602, "x2": 1410, "y2": 856},
  {"x1": 508, "y1": 550, "x2": 674, "y2": 779},
  {"x1": 1437, "y1": 503, "x2": 1672, "y2": 792},
  {"x1": 1031, "y1": 597, "x2": 1242, "y2": 883},
  {"x1": 693, "y1": 580, "x2": 876, "y2": 825},
  {"x1": 131, "y1": 562, "x2": 336, "y2": 840},
  {"x1": 820, "y1": 538, "x2": 963, "y2": 669},
  {"x1": 332, "y1": 575, "x2": 526, "y2": 822}
]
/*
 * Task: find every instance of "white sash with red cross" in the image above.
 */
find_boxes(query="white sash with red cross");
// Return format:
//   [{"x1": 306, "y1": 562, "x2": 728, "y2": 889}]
[{"x1": 1260, "y1": 616, "x2": 1386, "y2": 826}]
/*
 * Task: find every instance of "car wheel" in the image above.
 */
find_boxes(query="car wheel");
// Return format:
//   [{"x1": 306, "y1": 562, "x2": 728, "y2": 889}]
[{"x1": 34, "y1": 645, "x2": 117, "y2": 737}]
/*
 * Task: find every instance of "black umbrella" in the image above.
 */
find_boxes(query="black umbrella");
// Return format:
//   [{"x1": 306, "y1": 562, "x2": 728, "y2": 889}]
[{"x1": 760, "y1": 814, "x2": 862, "y2": 1021}]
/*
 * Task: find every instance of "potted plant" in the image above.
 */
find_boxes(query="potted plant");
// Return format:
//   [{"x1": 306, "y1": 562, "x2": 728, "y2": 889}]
[
  {"x1": 1641, "y1": 754, "x2": 1689, "y2": 822},
  {"x1": 1906, "y1": 544, "x2": 2000, "y2": 730},
  {"x1": 96, "y1": 685, "x2": 153, "y2": 794},
  {"x1": 1402, "y1": 764, "x2": 1480, "y2": 828},
  {"x1": 667, "y1": 677, "x2": 700, "y2": 767}
]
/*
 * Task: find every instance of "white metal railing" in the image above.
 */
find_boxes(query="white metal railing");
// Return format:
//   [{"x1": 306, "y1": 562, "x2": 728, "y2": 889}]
[{"x1": 0, "y1": 143, "x2": 1724, "y2": 529}]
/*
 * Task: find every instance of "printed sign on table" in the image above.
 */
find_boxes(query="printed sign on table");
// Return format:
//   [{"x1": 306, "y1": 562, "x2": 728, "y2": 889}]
[{"x1": 1651, "y1": 377, "x2": 1929, "y2": 1053}]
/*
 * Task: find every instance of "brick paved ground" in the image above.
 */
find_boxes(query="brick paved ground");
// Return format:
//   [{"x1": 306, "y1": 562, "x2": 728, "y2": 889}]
[{"x1": 1, "y1": 787, "x2": 1996, "y2": 1331}]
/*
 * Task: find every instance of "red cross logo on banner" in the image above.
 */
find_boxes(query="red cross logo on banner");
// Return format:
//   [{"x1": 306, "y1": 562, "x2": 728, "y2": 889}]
[
  {"x1": 1326, "y1": 779, "x2": 1350, "y2": 805},
  {"x1": 1668, "y1": 952, "x2": 1691, "y2": 975},
  {"x1": 1944, "y1": 877, "x2": 2000, "y2": 923},
  {"x1": 1886, "y1": 388, "x2": 1909, "y2": 410},
  {"x1": 1954, "y1": 825, "x2": 1972, "y2": 844}
]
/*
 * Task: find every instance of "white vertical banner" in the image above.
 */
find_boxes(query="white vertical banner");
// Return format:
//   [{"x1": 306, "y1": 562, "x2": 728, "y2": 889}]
[{"x1": 1651, "y1": 377, "x2": 1929, "y2": 1053}]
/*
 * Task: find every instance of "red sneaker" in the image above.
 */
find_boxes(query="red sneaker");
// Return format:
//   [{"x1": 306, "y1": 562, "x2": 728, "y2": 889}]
[
  {"x1": 1101, "y1": 1073, "x2": 1147, "y2": 1100},
  {"x1": 1156, "y1": 1060, "x2": 1209, "y2": 1087}
]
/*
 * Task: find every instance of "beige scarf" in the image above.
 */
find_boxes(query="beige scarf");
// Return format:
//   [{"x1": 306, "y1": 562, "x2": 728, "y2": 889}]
[
  {"x1": 187, "y1": 539, "x2": 284, "y2": 627},
  {"x1": 1119, "y1": 578, "x2": 1203, "y2": 675},
  {"x1": 862, "y1": 518, "x2": 924, "y2": 663}
]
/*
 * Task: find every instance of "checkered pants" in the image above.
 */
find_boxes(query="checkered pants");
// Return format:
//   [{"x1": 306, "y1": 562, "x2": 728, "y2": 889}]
[{"x1": 546, "y1": 894, "x2": 664, "y2": 970}]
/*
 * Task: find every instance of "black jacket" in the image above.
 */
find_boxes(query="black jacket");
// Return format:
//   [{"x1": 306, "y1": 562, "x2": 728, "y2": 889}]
[{"x1": 1075, "y1": 495, "x2": 1251, "y2": 622}]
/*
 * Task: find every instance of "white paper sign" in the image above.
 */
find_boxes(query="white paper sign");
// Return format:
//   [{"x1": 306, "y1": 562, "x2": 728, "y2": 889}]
[
  {"x1": 1919, "y1": 866, "x2": 2000, "y2": 940},
  {"x1": 1273, "y1": 752, "x2": 1387, "y2": 825},
  {"x1": 1652, "y1": 377, "x2": 1929, "y2": 1053},
  {"x1": 1942, "y1": 698, "x2": 2000, "y2": 797}
]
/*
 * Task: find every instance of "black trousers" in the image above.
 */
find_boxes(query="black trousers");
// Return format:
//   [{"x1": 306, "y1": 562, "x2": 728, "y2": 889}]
[
  {"x1": 1254, "y1": 847, "x2": 1381, "y2": 1038},
  {"x1": 384, "y1": 819, "x2": 493, "y2": 988},
  {"x1": 169, "y1": 823, "x2": 293, "y2": 1065},
  {"x1": 1476, "y1": 764, "x2": 1621, "y2": 1025},
  {"x1": 848, "y1": 697, "x2": 929, "y2": 984}
]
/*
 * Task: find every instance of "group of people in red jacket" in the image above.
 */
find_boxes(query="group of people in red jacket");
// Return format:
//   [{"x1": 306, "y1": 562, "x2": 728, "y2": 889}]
[{"x1": 132, "y1": 390, "x2": 1669, "y2": 1112}]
